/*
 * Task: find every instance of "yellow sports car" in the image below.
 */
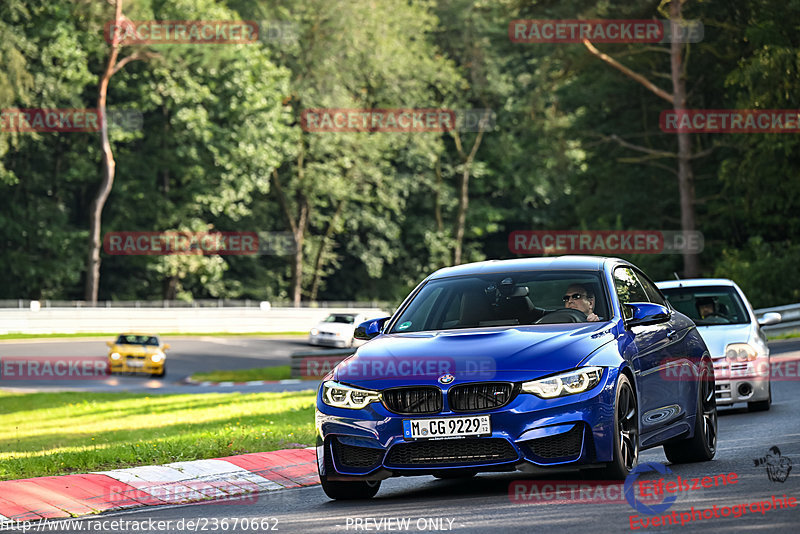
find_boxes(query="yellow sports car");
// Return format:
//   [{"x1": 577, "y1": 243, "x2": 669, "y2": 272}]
[{"x1": 107, "y1": 333, "x2": 169, "y2": 377}]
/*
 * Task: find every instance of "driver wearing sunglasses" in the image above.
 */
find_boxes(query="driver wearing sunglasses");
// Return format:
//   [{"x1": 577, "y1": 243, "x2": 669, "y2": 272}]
[{"x1": 562, "y1": 284, "x2": 601, "y2": 322}]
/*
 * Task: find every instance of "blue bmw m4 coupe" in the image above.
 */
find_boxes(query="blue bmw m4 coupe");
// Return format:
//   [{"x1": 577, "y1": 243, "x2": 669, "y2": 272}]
[{"x1": 315, "y1": 256, "x2": 717, "y2": 499}]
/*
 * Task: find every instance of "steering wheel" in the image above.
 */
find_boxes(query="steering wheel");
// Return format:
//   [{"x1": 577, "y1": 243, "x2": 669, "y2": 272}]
[
  {"x1": 535, "y1": 308, "x2": 588, "y2": 324},
  {"x1": 703, "y1": 313, "x2": 731, "y2": 324}
]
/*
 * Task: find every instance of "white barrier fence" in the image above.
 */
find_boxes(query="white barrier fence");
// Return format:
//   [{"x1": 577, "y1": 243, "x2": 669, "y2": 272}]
[
  {"x1": 0, "y1": 306, "x2": 391, "y2": 335},
  {"x1": 1, "y1": 302, "x2": 796, "y2": 336}
]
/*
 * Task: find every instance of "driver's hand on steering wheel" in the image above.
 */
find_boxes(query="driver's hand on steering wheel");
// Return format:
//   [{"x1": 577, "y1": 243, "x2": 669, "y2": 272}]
[{"x1": 587, "y1": 313, "x2": 600, "y2": 322}]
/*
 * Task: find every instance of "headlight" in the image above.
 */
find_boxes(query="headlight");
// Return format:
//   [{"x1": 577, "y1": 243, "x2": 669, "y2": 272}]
[
  {"x1": 725, "y1": 343, "x2": 758, "y2": 362},
  {"x1": 151, "y1": 353, "x2": 164, "y2": 363},
  {"x1": 521, "y1": 367, "x2": 604, "y2": 399},
  {"x1": 310, "y1": 328, "x2": 319, "y2": 335},
  {"x1": 321, "y1": 381, "x2": 381, "y2": 409},
  {"x1": 110, "y1": 352, "x2": 121, "y2": 360}
]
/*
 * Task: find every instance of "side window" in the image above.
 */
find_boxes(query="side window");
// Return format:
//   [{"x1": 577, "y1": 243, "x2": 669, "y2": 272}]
[
  {"x1": 635, "y1": 270, "x2": 668, "y2": 307},
  {"x1": 614, "y1": 267, "x2": 649, "y2": 319}
]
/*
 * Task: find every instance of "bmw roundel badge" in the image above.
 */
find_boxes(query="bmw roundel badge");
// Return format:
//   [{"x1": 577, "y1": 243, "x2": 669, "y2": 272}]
[{"x1": 438, "y1": 374, "x2": 455, "y2": 384}]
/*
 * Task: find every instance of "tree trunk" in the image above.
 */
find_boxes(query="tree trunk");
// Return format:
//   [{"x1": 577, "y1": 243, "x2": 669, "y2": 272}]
[
  {"x1": 309, "y1": 198, "x2": 345, "y2": 301},
  {"x1": 451, "y1": 111, "x2": 489, "y2": 265},
  {"x1": 271, "y1": 140, "x2": 309, "y2": 308},
  {"x1": 84, "y1": 0, "x2": 123, "y2": 303},
  {"x1": 670, "y1": 0, "x2": 700, "y2": 277}
]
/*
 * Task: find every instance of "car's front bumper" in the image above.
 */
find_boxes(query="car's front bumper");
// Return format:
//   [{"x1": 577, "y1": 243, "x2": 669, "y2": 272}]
[
  {"x1": 315, "y1": 368, "x2": 620, "y2": 480},
  {"x1": 713, "y1": 358, "x2": 770, "y2": 405},
  {"x1": 109, "y1": 357, "x2": 163, "y2": 374},
  {"x1": 309, "y1": 334, "x2": 349, "y2": 348}
]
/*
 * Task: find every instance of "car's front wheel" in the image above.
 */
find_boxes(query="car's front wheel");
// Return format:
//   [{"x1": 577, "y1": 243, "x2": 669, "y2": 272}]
[
  {"x1": 320, "y1": 476, "x2": 381, "y2": 500},
  {"x1": 663, "y1": 360, "x2": 717, "y2": 463},
  {"x1": 598, "y1": 373, "x2": 638, "y2": 479},
  {"x1": 318, "y1": 444, "x2": 381, "y2": 500}
]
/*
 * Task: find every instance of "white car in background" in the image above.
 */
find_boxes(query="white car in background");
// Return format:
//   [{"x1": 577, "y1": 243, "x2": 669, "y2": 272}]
[
  {"x1": 308, "y1": 313, "x2": 368, "y2": 348},
  {"x1": 656, "y1": 278, "x2": 781, "y2": 412}
]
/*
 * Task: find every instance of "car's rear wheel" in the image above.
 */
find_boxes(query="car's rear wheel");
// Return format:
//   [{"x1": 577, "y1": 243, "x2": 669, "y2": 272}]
[
  {"x1": 598, "y1": 373, "x2": 638, "y2": 479},
  {"x1": 748, "y1": 381, "x2": 771, "y2": 412},
  {"x1": 318, "y1": 443, "x2": 381, "y2": 500},
  {"x1": 663, "y1": 361, "x2": 717, "y2": 463}
]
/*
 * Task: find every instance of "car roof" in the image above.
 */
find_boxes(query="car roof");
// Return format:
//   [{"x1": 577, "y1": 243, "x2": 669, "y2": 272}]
[
  {"x1": 655, "y1": 278, "x2": 737, "y2": 289},
  {"x1": 117, "y1": 332, "x2": 160, "y2": 337},
  {"x1": 428, "y1": 256, "x2": 622, "y2": 280}
]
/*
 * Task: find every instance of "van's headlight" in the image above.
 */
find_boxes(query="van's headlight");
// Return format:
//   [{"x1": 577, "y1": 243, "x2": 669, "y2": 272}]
[
  {"x1": 110, "y1": 352, "x2": 121, "y2": 360},
  {"x1": 521, "y1": 367, "x2": 604, "y2": 398},
  {"x1": 322, "y1": 381, "x2": 381, "y2": 409},
  {"x1": 151, "y1": 353, "x2": 164, "y2": 363},
  {"x1": 725, "y1": 343, "x2": 758, "y2": 362}
]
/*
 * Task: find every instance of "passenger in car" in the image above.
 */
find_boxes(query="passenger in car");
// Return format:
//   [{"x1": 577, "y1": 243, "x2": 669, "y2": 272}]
[{"x1": 563, "y1": 284, "x2": 601, "y2": 321}]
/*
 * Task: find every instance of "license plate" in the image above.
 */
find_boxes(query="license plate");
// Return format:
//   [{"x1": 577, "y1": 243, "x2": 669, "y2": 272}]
[
  {"x1": 126, "y1": 360, "x2": 144, "y2": 368},
  {"x1": 403, "y1": 415, "x2": 490, "y2": 440}
]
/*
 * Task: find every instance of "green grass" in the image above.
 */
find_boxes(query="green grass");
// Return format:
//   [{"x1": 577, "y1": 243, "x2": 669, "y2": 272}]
[
  {"x1": 190, "y1": 366, "x2": 299, "y2": 382},
  {"x1": 767, "y1": 331, "x2": 800, "y2": 341},
  {"x1": 0, "y1": 332, "x2": 306, "y2": 340},
  {"x1": 0, "y1": 390, "x2": 316, "y2": 481}
]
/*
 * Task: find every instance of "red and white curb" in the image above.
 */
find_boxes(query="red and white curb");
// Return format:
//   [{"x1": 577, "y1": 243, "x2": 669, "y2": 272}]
[{"x1": 0, "y1": 448, "x2": 319, "y2": 523}]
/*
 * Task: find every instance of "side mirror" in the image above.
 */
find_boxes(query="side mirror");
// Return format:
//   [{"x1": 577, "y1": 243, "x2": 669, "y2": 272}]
[
  {"x1": 354, "y1": 317, "x2": 390, "y2": 341},
  {"x1": 758, "y1": 312, "x2": 781, "y2": 326},
  {"x1": 106, "y1": 341, "x2": 113, "y2": 347},
  {"x1": 162, "y1": 343, "x2": 171, "y2": 350},
  {"x1": 625, "y1": 302, "x2": 671, "y2": 327}
]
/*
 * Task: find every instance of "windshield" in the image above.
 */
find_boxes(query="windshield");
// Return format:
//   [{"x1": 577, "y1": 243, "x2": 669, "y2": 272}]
[
  {"x1": 324, "y1": 314, "x2": 356, "y2": 324},
  {"x1": 389, "y1": 271, "x2": 609, "y2": 333},
  {"x1": 116, "y1": 335, "x2": 159, "y2": 346},
  {"x1": 660, "y1": 286, "x2": 750, "y2": 326}
]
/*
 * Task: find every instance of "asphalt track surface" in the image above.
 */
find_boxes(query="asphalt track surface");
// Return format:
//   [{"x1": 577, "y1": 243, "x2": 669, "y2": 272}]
[
  {"x1": 0, "y1": 336, "x2": 321, "y2": 393},
  {"x1": 4, "y1": 339, "x2": 800, "y2": 534}
]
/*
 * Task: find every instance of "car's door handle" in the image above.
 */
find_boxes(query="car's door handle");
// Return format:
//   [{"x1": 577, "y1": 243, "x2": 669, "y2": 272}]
[{"x1": 667, "y1": 329, "x2": 678, "y2": 340}]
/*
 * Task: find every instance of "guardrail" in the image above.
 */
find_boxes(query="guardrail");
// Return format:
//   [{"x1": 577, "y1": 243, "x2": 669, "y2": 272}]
[
  {"x1": 0, "y1": 299, "x2": 393, "y2": 309},
  {"x1": 754, "y1": 303, "x2": 800, "y2": 337},
  {"x1": 0, "y1": 307, "x2": 390, "y2": 335}
]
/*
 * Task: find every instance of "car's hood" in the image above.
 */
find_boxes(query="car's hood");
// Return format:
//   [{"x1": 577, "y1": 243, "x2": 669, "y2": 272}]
[
  {"x1": 111, "y1": 344, "x2": 163, "y2": 356},
  {"x1": 333, "y1": 323, "x2": 614, "y2": 387},
  {"x1": 314, "y1": 322, "x2": 354, "y2": 334},
  {"x1": 695, "y1": 324, "x2": 753, "y2": 358}
]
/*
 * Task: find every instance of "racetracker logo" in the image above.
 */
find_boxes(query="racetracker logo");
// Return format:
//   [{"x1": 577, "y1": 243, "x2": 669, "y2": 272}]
[
  {"x1": 334, "y1": 356, "x2": 495, "y2": 380},
  {"x1": 0, "y1": 356, "x2": 109, "y2": 380},
  {"x1": 104, "y1": 20, "x2": 259, "y2": 45},
  {"x1": 660, "y1": 358, "x2": 800, "y2": 382},
  {"x1": 104, "y1": 481, "x2": 260, "y2": 505},
  {"x1": 103, "y1": 231, "x2": 295, "y2": 256},
  {"x1": 509, "y1": 19, "x2": 703, "y2": 44},
  {"x1": 0, "y1": 108, "x2": 142, "y2": 133},
  {"x1": 509, "y1": 230, "x2": 703, "y2": 255},
  {"x1": 660, "y1": 109, "x2": 800, "y2": 133},
  {"x1": 300, "y1": 109, "x2": 456, "y2": 132}
]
